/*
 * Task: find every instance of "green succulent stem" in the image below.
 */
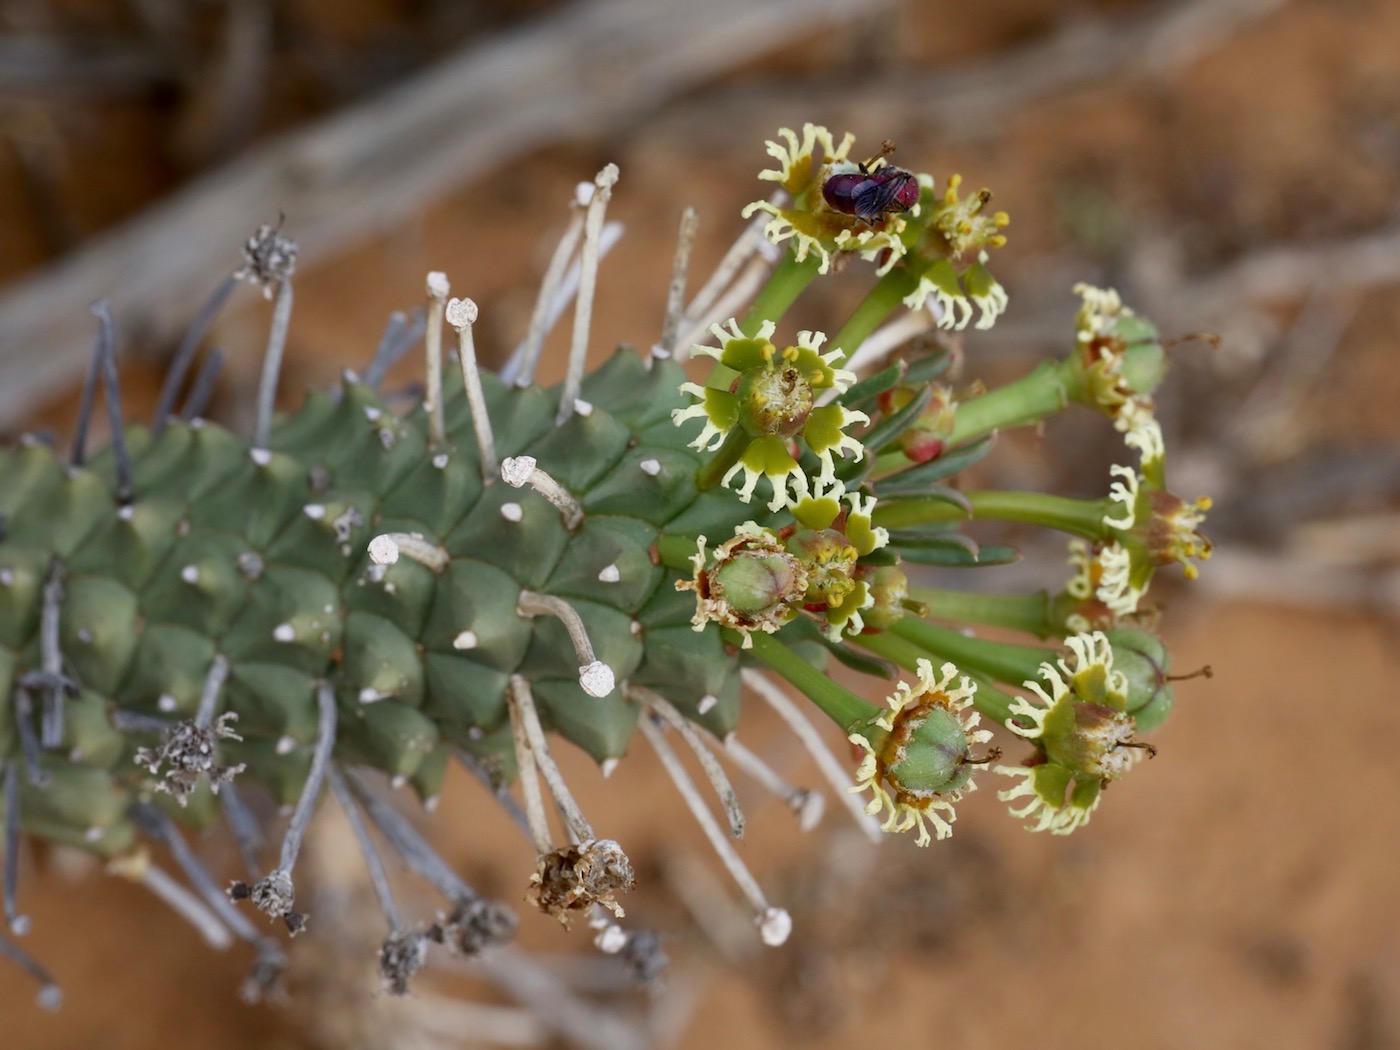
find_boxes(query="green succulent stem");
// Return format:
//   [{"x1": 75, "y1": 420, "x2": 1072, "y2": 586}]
[
  {"x1": 857, "y1": 629, "x2": 1018, "y2": 725},
  {"x1": 654, "y1": 533, "x2": 703, "y2": 572},
  {"x1": 890, "y1": 617, "x2": 1050, "y2": 690},
  {"x1": 945, "y1": 359, "x2": 1079, "y2": 447},
  {"x1": 695, "y1": 428, "x2": 751, "y2": 491},
  {"x1": 738, "y1": 628, "x2": 880, "y2": 734},
  {"x1": 830, "y1": 266, "x2": 921, "y2": 359},
  {"x1": 739, "y1": 251, "x2": 823, "y2": 337},
  {"x1": 910, "y1": 586, "x2": 1057, "y2": 639},
  {"x1": 872, "y1": 489, "x2": 1110, "y2": 539}
]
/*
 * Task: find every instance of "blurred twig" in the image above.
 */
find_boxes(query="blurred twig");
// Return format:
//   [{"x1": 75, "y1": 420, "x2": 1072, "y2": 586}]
[
  {"x1": 673, "y1": 0, "x2": 1290, "y2": 137},
  {"x1": 0, "y1": 0, "x2": 894, "y2": 425}
]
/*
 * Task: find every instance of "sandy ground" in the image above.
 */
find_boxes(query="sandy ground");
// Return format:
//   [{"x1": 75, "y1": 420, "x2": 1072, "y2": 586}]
[{"x1": 2, "y1": 1, "x2": 1399, "y2": 1047}]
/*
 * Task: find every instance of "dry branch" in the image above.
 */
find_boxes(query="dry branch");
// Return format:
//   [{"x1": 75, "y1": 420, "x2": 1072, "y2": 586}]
[{"x1": 0, "y1": 0, "x2": 892, "y2": 424}]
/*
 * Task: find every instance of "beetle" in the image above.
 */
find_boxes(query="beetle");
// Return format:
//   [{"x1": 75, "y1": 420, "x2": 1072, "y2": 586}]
[{"x1": 822, "y1": 144, "x2": 921, "y2": 226}]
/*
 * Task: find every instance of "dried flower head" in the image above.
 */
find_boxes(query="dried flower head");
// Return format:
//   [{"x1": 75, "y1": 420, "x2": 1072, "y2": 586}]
[
  {"x1": 235, "y1": 219, "x2": 298, "y2": 296},
  {"x1": 527, "y1": 839, "x2": 636, "y2": 924},
  {"x1": 133, "y1": 712, "x2": 245, "y2": 805},
  {"x1": 378, "y1": 929, "x2": 430, "y2": 996},
  {"x1": 228, "y1": 868, "x2": 306, "y2": 935},
  {"x1": 429, "y1": 896, "x2": 519, "y2": 955}
]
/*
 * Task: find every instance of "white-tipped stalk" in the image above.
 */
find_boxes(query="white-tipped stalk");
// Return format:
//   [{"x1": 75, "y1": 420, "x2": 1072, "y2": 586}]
[
  {"x1": 556, "y1": 163, "x2": 619, "y2": 425},
  {"x1": 823, "y1": 308, "x2": 935, "y2": 397},
  {"x1": 345, "y1": 768, "x2": 483, "y2": 902},
  {"x1": 742, "y1": 670, "x2": 882, "y2": 845},
  {"x1": 193, "y1": 653, "x2": 230, "y2": 730},
  {"x1": 228, "y1": 682, "x2": 337, "y2": 933},
  {"x1": 326, "y1": 765, "x2": 402, "y2": 930},
  {"x1": 502, "y1": 221, "x2": 624, "y2": 388},
  {"x1": 107, "y1": 852, "x2": 233, "y2": 950},
  {"x1": 3, "y1": 764, "x2": 27, "y2": 935},
  {"x1": 655, "y1": 207, "x2": 699, "y2": 359},
  {"x1": 516, "y1": 591, "x2": 615, "y2": 697},
  {"x1": 675, "y1": 252, "x2": 772, "y2": 355},
  {"x1": 252, "y1": 277, "x2": 294, "y2": 452},
  {"x1": 424, "y1": 271, "x2": 450, "y2": 448},
  {"x1": 0, "y1": 930, "x2": 61, "y2": 1010},
  {"x1": 722, "y1": 734, "x2": 824, "y2": 832},
  {"x1": 509, "y1": 185, "x2": 589, "y2": 387},
  {"x1": 508, "y1": 676, "x2": 595, "y2": 845},
  {"x1": 37, "y1": 562, "x2": 65, "y2": 749},
  {"x1": 11, "y1": 689, "x2": 45, "y2": 786},
  {"x1": 131, "y1": 803, "x2": 273, "y2": 948},
  {"x1": 634, "y1": 713, "x2": 789, "y2": 947},
  {"x1": 278, "y1": 683, "x2": 337, "y2": 876},
  {"x1": 826, "y1": 306, "x2": 936, "y2": 396},
  {"x1": 219, "y1": 783, "x2": 264, "y2": 879},
  {"x1": 679, "y1": 198, "x2": 773, "y2": 350},
  {"x1": 367, "y1": 531, "x2": 450, "y2": 574},
  {"x1": 446, "y1": 296, "x2": 499, "y2": 485},
  {"x1": 628, "y1": 686, "x2": 744, "y2": 839},
  {"x1": 500, "y1": 455, "x2": 583, "y2": 530},
  {"x1": 507, "y1": 681, "x2": 555, "y2": 856}
]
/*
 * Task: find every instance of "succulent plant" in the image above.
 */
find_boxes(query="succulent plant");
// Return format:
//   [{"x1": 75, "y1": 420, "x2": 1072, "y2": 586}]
[{"x1": 0, "y1": 125, "x2": 1210, "y2": 1008}]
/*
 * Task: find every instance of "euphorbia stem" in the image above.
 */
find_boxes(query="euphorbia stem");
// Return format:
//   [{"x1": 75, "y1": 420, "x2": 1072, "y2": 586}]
[
  {"x1": 873, "y1": 490, "x2": 1109, "y2": 539},
  {"x1": 740, "y1": 629, "x2": 879, "y2": 735}
]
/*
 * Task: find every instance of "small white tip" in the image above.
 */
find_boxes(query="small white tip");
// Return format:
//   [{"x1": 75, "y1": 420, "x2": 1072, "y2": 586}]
[
  {"x1": 574, "y1": 181, "x2": 595, "y2": 206},
  {"x1": 275, "y1": 735, "x2": 297, "y2": 755},
  {"x1": 500, "y1": 456, "x2": 537, "y2": 488},
  {"x1": 696, "y1": 694, "x2": 718, "y2": 716},
  {"x1": 117, "y1": 505, "x2": 135, "y2": 521},
  {"x1": 180, "y1": 565, "x2": 199, "y2": 585},
  {"x1": 358, "y1": 687, "x2": 387, "y2": 704},
  {"x1": 579, "y1": 660, "x2": 615, "y2": 698},
  {"x1": 445, "y1": 296, "x2": 478, "y2": 328},
  {"x1": 432, "y1": 452, "x2": 449, "y2": 469},
  {"x1": 796, "y1": 790, "x2": 826, "y2": 832},
  {"x1": 452, "y1": 629, "x2": 479, "y2": 651},
  {"x1": 249, "y1": 448, "x2": 273, "y2": 467},
  {"x1": 426, "y1": 271, "x2": 449, "y2": 298},
  {"x1": 303, "y1": 503, "x2": 326, "y2": 520},
  {"x1": 573, "y1": 398, "x2": 593, "y2": 417},
  {"x1": 639, "y1": 458, "x2": 662, "y2": 477},
  {"x1": 500, "y1": 502, "x2": 524, "y2": 523},
  {"x1": 10, "y1": 914, "x2": 32, "y2": 937},
  {"x1": 157, "y1": 694, "x2": 179, "y2": 713},
  {"x1": 758, "y1": 907, "x2": 792, "y2": 947},
  {"x1": 368, "y1": 534, "x2": 400, "y2": 565},
  {"x1": 597, "y1": 563, "x2": 621, "y2": 584},
  {"x1": 593, "y1": 924, "x2": 627, "y2": 954},
  {"x1": 272, "y1": 623, "x2": 296, "y2": 643},
  {"x1": 600, "y1": 757, "x2": 620, "y2": 779},
  {"x1": 83, "y1": 826, "x2": 103, "y2": 843}
]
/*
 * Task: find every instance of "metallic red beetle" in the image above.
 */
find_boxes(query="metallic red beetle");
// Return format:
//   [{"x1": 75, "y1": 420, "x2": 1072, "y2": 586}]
[{"x1": 822, "y1": 162, "x2": 920, "y2": 225}]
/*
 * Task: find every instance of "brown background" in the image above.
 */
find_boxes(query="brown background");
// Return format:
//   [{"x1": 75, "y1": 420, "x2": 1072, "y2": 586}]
[{"x1": 2, "y1": 0, "x2": 1398, "y2": 1047}]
